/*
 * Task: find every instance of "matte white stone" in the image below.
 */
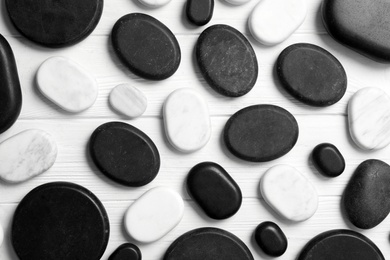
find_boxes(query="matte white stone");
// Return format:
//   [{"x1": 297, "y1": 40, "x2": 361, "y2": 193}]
[
  {"x1": 163, "y1": 88, "x2": 211, "y2": 153},
  {"x1": 348, "y1": 87, "x2": 390, "y2": 150},
  {"x1": 0, "y1": 129, "x2": 57, "y2": 183},
  {"x1": 224, "y1": 0, "x2": 251, "y2": 5},
  {"x1": 0, "y1": 223, "x2": 3, "y2": 248},
  {"x1": 109, "y1": 84, "x2": 147, "y2": 118},
  {"x1": 37, "y1": 56, "x2": 98, "y2": 113},
  {"x1": 248, "y1": 0, "x2": 307, "y2": 46},
  {"x1": 124, "y1": 187, "x2": 184, "y2": 243},
  {"x1": 260, "y1": 165, "x2": 318, "y2": 222},
  {"x1": 138, "y1": 0, "x2": 171, "y2": 8}
]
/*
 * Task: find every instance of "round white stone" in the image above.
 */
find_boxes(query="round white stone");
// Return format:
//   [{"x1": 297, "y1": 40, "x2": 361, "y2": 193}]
[
  {"x1": 348, "y1": 87, "x2": 390, "y2": 150},
  {"x1": 109, "y1": 84, "x2": 147, "y2": 118},
  {"x1": 124, "y1": 187, "x2": 184, "y2": 243},
  {"x1": 138, "y1": 0, "x2": 171, "y2": 8},
  {"x1": 37, "y1": 56, "x2": 98, "y2": 113},
  {"x1": 0, "y1": 223, "x2": 3, "y2": 248},
  {"x1": 163, "y1": 88, "x2": 211, "y2": 153},
  {"x1": 248, "y1": 0, "x2": 307, "y2": 46},
  {"x1": 260, "y1": 165, "x2": 318, "y2": 222},
  {"x1": 224, "y1": 0, "x2": 251, "y2": 5},
  {"x1": 0, "y1": 129, "x2": 57, "y2": 183}
]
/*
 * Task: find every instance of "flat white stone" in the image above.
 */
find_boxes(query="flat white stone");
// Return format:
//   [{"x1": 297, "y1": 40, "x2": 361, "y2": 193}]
[
  {"x1": 260, "y1": 165, "x2": 318, "y2": 222},
  {"x1": 138, "y1": 0, "x2": 171, "y2": 8},
  {"x1": 0, "y1": 223, "x2": 3, "y2": 248},
  {"x1": 224, "y1": 0, "x2": 251, "y2": 5},
  {"x1": 0, "y1": 129, "x2": 57, "y2": 183},
  {"x1": 248, "y1": 0, "x2": 307, "y2": 46},
  {"x1": 124, "y1": 187, "x2": 184, "y2": 243},
  {"x1": 163, "y1": 88, "x2": 211, "y2": 153},
  {"x1": 109, "y1": 84, "x2": 147, "y2": 118},
  {"x1": 348, "y1": 87, "x2": 390, "y2": 150},
  {"x1": 37, "y1": 56, "x2": 98, "y2": 113}
]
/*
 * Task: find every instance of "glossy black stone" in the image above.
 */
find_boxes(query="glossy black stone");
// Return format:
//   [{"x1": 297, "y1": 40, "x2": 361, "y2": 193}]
[
  {"x1": 343, "y1": 159, "x2": 390, "y2": 229},
  {"x1": 0, "y1": 34, "x2": 22, "y2": 134},
  {"x1": 112, "y1": 13, "x2": 181, "y2": 80},
  {"x1": 298, "y1": 229, "x2": 384, "y2": 260},
  {"x1": 224, "y1": 105, "x2": 299, "y2": 162},
  {"x1": 164, "y1": 227, "x2": 254, "y2": 260},
  {"x1": 196, "y1": 24, "x2": 258, "y2": 97},
  {"x1": 6, "y1": 0, "x2": 103, "y2": 47},
  {"x1": 254, "y1": 222, "x2": 287, "y2": 257},
  {"x1": 12, "y1": 182, "x2": 110, "y2": 260},
  {"x1": 276, "y1": 43, "x2": 347, "y2": 107},
  {"x1": 186, "y1": 0, "x2": 214, "y2": 26},
  {"x1": 108, "y1": 243, "x2": 142, "y2": 260},
  {"x1": 187, "y1": 162, "x2": 242, "y2": 219},
  {"x1": 312, "y1": 143, "x2": 345, "y2": 178},
  {"x1": 89, "y1": 122, "x2": 160, "y2": 187}
]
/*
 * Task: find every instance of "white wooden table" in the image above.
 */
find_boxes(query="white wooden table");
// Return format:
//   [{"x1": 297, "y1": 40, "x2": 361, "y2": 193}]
[{"x1": 1, "y1": 0, "x2": 390, "y2": 259}]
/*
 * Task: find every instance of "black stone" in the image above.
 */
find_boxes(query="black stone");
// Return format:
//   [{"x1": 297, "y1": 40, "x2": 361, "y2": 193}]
[
  {"x1": 164, "y1": 227, "x2": 254, "y2": 260},
  {"x1": 108, "y1": 243, "x2": 141, "y2": 260},
  {"x1": 186, "y1": 0, "x2": 214, "y2": 26},
  {"x1": 112, "y1": 13, "x2": 181, "y2": 80},
  {"x1": 6, "y1": 0, "x2": 103, "y2": 47},
  {"x1": 89, "y1": 122, "x2": 160, "y2": 187},
  {"x1": 224, "y1": 105, "x2": 299, "y2": 162},
  {"x1": 254, "y1": 222, "x2": 287, "y2": 257},
  {"x1": 343, "y1": 159, "x2": 390, "y2": 229},
  {"x1": 187, "y1": 162, "x2": 242, "y2": 219},
  {"x1": 312, "y1": 143, "x2": 345, "y2": 178},
  {"x1": 298, "y1": 229, "x2": 384, "y2": 260},
  {"x1": 0, "y1": 34, "x2": 22, "y2": 134},
  {"x1": 276, "y1": 43, "x2": 347, "y2": 107},
  {"x1": 12, "y1": 182, "x2": 110, "y2": 260},
  {"x1": 196, "y1": 25, "x2": 258, "y2": 97},
  {"x1": 322, "y1": 0, "x2": 390, "y2": 63}
]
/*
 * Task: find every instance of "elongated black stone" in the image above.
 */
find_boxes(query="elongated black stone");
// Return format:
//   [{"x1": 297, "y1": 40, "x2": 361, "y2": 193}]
[
  {"x1": 254, "y1": 222, "x2": 287, "y2": 257},
  {"x1": 108, "y1": 243, "x2": 141, "y2": 260},
  {"x1": 186, "y1": 0, "x2": 214, "y2": 26},
  {"x1": 312, "y1": 143, "x2": 345, "y2": 178}
]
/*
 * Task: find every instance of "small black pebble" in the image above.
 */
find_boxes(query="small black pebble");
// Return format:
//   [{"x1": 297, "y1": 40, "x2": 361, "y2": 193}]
[
  {"x1": 108, "y1": 243, "x2": 141, "y2": 260},
  {"x1": 254, "y1": 221, "x2": 288, "y2": 257},
  {"x1": 186, "y1": 0, "x2": 214, "y2": 26},
  {"x1": 312, "y1": 143, "x2": 345, "y2": 177}
]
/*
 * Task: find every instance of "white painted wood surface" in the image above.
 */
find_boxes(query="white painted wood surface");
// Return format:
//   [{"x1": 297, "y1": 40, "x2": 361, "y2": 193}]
[{"x1": 0, "y1": 0, "x2": 390, "y2": 259}]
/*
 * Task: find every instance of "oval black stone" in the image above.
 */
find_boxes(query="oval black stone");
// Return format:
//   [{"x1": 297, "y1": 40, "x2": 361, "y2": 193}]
[
  {"x1": 343, "y1": 159, "x2": 390, "y2": 229},
  {"x1": 164, "y1": 228, "x2": 254, "y2": 260},
  {"x1": 254, "y1": 222, "x2": 287, "y2": 257},
  {"x1": 276, "y1": 43, "x2": 347, "y2": 107},
  {"x1": 6, "y1": 0, "x2": 103, "y2": 47},
  {"x1": 224, "y1": 105, "x2": 299, "y2": 162},
  {"x1": 12, "y1": 182, "x2": 110, "y2": 260},
  {"x1": 187, "y1": 162, "x2": 242, "y2": 219},
  {"x1": 112, "y1": 13, "x2": 181, "y2": 80},
  {"x1": 297, "y1": 229, "x2": 384, "y2": 260},
  {"x1": 312, "y1": 143, "x2": 345, "y2": 178},
  {"x1": 89, "y1": 122, "x2": 160, "y2": 187},
  {"x1": 0, "y1": 34, "x2": 22, "y2": 134},
  {"x1": 196, "y1": 25, "x2": 258, "y2": 97},
  {"x1": 186, "y1": 0, "x2": 214, "y2": 26},
  {"x1": 108, "y1": 243, "x2": 141, "y2": 260}
]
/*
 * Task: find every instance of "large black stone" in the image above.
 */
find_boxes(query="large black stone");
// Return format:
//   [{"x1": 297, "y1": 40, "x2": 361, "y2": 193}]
[
  {"x1": 312, "y1": 143, "x2": 345, "y2": 178},
  {"x1": 12, "y1": 182, "x2": 110, "y2": 260},
  {"x1": 89, "y1": 122, "x2": 160, "y2": 187},
  {"x1": 108, "y1": 243, "x2": 141, "y2": 260},
  {"x1": 254, "y1": 222, "x2": 287, "y2": 257},
  {"x1": 343, "y1": 159, "x2": 390, "y2": 229},
  {"x1": 186, "y1": 0, "x2": 214, "y2": 26}
]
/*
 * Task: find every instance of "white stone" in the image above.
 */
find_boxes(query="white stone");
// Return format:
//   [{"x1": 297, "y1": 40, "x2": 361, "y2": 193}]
[
  {"x1": 260, "y1": 165, "x2": 318, "y2": 222},
  {"x1": 163, "y1": 88, "x2": 211, "y2": 153},
  {"x1": 0, "y1": 223, "x2": 3, "y2": 248},
  {"x1": 138, "y1": 0, "x2": 171, "y2": 8},
  {"x1": 37, "y1": 56, "x2": 98, "y2": 113},
  {"x1": 109, "y1": 84, "x2": 147, "y2": 118},
  {"x1": 248, "y1": 0, "x2": 307, "y2": 46},
  {"x1": 0, "y1": 129, "x2": 57, "y2": 183},
  {"x1": 124, "y1": 187, "x2": 184, "y2": 243},
  {"x1": 348, "y1": 87, "x2": 390, "y2": 150},
  {"x1": 225, "y1": 0, "x2": 251, "y2": 5}
]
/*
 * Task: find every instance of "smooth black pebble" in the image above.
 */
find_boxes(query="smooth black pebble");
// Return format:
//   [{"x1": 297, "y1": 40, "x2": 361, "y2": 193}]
[
  {"x1": 164, "y1": 227, "x2": 254, "y2": 260},
  {"x1": 254, "y1": 222, "x2": 287, "y2": 257},
  {"x1": 6, "y1": 0, "x2": 103, "y2": 47},
  {"x1": 89, "y1": 121, "x2": 160, "y2": 187},
  {"x1": 12, "y1": 182, "x2": 110, "y2": 260},
  {"x1": 322, "y1": 0, "x2": 390, "y2": 63},
  {"x1": 312, "y1": 143, "x2": 345, "y2": 178},
  {"x1": 112, "y1": 13, "x2": 181, "y2": 80},
  {"x1": 297, "y1": 229, "x2": 384, "y2": 260},
  {"x1": 196, "y1": 25, "x2": 258, "y2": 97},
  {"x1": 108, "y1": 243, "x2": 141, "y2": 260},
  {"x1": 187, "y1": 162, "x2": 242, "y2": 219},
  {"x1": 276, "y1": 43, "x2": 347, "y2": 106},
  {"x1": 186, "y1": 0, "x2": 214, "y2": 26},
  {"x1": 0, "y1": 34, "x2": 22, "y2": 134},
  {"x1": 343, "y1": 159, "x2": 390, "y2": 229},
  {"x1": 224, "y1": 105, "x2": 299, "y2": 162}
]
